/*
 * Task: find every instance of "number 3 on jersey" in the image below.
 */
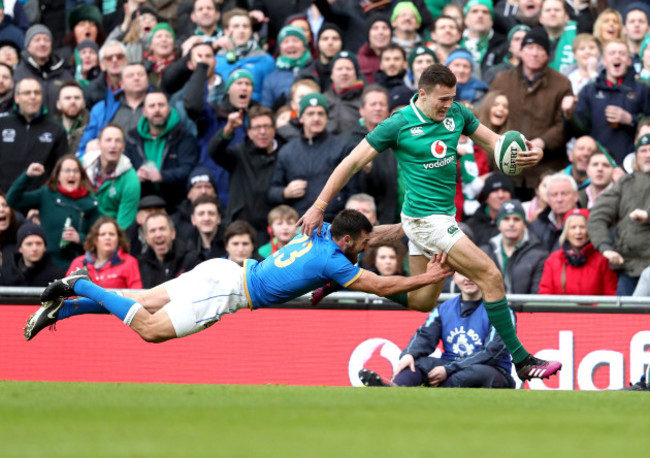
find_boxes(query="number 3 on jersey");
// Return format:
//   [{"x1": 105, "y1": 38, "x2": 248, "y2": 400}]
[{"x1": 273, "y1": 235, "x2": 313, "y2": 268}]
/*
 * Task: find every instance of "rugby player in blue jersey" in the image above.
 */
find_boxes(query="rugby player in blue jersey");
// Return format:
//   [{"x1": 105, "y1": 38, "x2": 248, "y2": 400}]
[{"x1": 25, "y1": 210, "x2": 453, "y2": 342}]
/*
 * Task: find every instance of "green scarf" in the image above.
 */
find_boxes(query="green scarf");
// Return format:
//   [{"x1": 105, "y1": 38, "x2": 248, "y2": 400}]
[
  {"x1": 461, "y1": 29, "x2": 493, "y2": 65},
  {"x1": 275, "y1": 49, "x2": 311, "y2": 71},
  {"x1": 549, "y1": 20, "x2": 577, "y2": 73},
  {"x1": 137, "y1": 107, "x2": 180, "y2": 170}
]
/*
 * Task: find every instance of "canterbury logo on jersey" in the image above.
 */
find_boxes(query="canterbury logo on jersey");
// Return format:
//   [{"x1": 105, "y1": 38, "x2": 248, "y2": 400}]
[{"x1": 410, "y1": 127, "x2": 424, "y2": 136}]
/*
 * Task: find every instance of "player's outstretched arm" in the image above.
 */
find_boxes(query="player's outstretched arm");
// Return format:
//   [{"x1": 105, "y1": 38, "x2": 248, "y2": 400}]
[
  {"x1": 347, "y1": 254, "x2": 452, "y2": 297},
  {"x1": 297, "y1": 139, "x2": 379, "y2": 236}
]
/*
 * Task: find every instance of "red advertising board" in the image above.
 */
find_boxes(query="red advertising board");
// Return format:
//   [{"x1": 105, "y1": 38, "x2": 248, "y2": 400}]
[{"x1": 1, "y1": 305, "x2": 649, "y2": 390}]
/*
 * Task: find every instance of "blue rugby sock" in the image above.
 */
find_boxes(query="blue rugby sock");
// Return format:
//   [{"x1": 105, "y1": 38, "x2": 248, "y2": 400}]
[
  {"x1": 58, "y1": 298, "x2": 109, "y2": 320},
  {"x1": 73, "y1": 279, "x2": 139, "y2": 323}
]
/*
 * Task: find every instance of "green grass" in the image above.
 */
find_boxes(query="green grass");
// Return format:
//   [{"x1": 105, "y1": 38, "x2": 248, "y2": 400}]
[{"x1": 0, "y1": 381, "x2": 645, "y2": 457}]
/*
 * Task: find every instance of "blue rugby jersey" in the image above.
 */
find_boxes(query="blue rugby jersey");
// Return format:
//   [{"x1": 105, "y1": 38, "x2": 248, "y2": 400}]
[{"x1": 244, "y1": 223, "x2": 363, "y2": 309}]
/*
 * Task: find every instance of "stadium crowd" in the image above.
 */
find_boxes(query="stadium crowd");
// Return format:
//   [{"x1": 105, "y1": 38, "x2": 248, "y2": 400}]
[{"x1": 0, "y1": 0, "x2": 648, "y2": 302}]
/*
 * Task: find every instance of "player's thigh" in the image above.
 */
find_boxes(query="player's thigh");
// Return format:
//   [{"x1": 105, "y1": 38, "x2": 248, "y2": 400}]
[
  {"x1": 130, "y1": 308, "x2": 178, "y2": 343},
  {"x1": 408, "y1": 255, "x2": 444, "y2": 311},
  {"x1": 446, "y1": 236, "x2": 501, "y2": 285},
  {"x1": 125, "y1": 285, "x2": 171, "y2": 313},
  {"x1": 163, "y1": 258, "x2": 249, "y2": 338}
]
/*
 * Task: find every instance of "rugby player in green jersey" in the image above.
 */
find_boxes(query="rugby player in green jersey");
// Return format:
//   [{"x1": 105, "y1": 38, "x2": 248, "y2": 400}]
[{"x1": 298, "y1": 63, "x2": 561, "y2": 381}]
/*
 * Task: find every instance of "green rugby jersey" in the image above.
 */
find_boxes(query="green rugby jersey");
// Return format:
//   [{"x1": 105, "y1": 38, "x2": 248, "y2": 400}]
[{"x1": 366, "y1": 96, "x2": 479, "y2": 218}]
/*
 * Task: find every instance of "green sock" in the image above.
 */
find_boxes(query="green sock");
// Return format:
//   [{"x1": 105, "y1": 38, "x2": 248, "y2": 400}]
[
  {"x1": 483, "y1": 298, "x2": 529, "y2": 364},
  {"x1": 385, "y1": 293, "x2": 408, "y2": 307}
]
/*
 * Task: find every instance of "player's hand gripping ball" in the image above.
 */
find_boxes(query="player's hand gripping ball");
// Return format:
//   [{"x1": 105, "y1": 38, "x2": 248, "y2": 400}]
[{"x1": 494, "y1": 131, "x2": 527, "y2": 176}]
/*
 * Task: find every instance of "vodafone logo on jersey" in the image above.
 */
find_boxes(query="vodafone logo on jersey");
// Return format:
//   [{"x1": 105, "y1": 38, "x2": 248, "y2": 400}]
[
  {"x1": 348, "y1": 338, "x2": 401, "y2": 386},
  {"x1": 431, "y1": 140, "x2": 447, "y2": 159}
]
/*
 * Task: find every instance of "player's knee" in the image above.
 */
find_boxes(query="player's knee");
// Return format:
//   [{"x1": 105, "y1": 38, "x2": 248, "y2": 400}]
[
  {"x1": 408, "y1": 300, "x2": 435, "y2": 313},
  {"x1": 137, "y1": 323, "x2": 168, "y2": 343}
]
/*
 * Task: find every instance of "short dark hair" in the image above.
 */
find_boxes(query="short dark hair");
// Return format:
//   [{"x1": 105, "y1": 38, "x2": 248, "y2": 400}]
[
  {"x1": 224, "y1": 219, "x2": 257, "y2": 247},
  {"x1": 380, "y1": 43, "x2": 406, "y2": 60},
  {"x1": 0, "y1": 62, "x2": 14, "y2": 77},
  {"x1": 58, "y1": 80, "x2": 82, "y2": 96},
  {"x1": 330, "y1": 209, "x2": 373, "y2": 240},
  {"x1": 192, "y1": 194, "x2": 221, "y2": 215},
  {"x1": 433, "y1": 15, "x2": 459, "y2": 32},
  {"x1": 418, "y1": 63, "x2": 456, "y2": 91},
  {"x1": 144, "y1": 89, "x2": 168, "y2": 103},
  {"x1": 248, "y1": 105, "x2": 275, "y2": 125}
]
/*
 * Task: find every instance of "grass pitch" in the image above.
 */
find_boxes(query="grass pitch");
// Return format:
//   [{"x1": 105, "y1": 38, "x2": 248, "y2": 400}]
[{"x1": 0, "y1": 381, "x2": 645, "y2": 458}]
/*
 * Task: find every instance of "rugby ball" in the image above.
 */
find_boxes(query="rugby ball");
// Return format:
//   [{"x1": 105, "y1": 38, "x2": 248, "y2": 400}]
[{"x1": 494, "y1": 130, "x2": 527, "y2": 176}]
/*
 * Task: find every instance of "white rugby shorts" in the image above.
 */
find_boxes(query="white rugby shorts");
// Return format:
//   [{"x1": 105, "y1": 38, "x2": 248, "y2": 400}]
[
  {"x1": 401, "y1": 213, "x2": 465, "y2": 257},
  {"x1": 162, "y1": 258, "x2": 249, "y2": 337}
]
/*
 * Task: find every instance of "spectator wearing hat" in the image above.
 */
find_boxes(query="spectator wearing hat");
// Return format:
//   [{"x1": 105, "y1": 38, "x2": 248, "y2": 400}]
[
  {"x1": 323, "y1": 50, "x2": 365, "y2": 135},
  {"x1": 407, "y1": 46, "x2": 436, "y2": 89},
  {"x1": 539, "y1": 208, "x2": 617, "y2": 295},
  {"x1": 171, "y1": 165, "x2": 219, "y2": 240},
  {"x1": 57, "y1": 4, "x2": 106, "y2": 64},
  {"x1": 0, "y1": 77, "x2": 68, "y2": 193},
  {"x1": 107, "y1": 6, "x2": 159, "y2": 64},
  {"x1": 528, "y1": 173, "x2": 579, "y2": 253},
  {"x1": 55, "y1": 81, "x2": 89, "y2": 155},
  {"x1": 446, "y1": 48, "x2": 489, "y2": 108},
  {"x1": 0, "y1": 1, "x2": 24, "y2": 51},
  {"x1": 480, "y1": 199, "x2": 548, "y2": 294},
  {"x1": 0, "y1": 39, "x2": 20, "y2": 68},
  {"x1": 374, "y1": 43, "x2": 410, "y2": 91},
  {"x1": 539, "y1": 0, "x2": 577, "y2": 74},
  {"x1": 588, "y1": 134, "x2": 650, "y2": 295},
  {"x1": 296, "y1": 22, "x2": 343, "y2": 92},
  {"x1": 261, "y1": 25, "x2": 313, "y2": 110},
  {"x1": 490, "y1": 27, "x2": 573, "y2": 199},
  {"x1": 6, "y1": 154, "x2": 99, "y2": 268},
  {"x1": 482, "y1": 24, "x2": 530, "y2": 86},
  {"x1": 465, "y1": 172, "x2": 515, "y2": 248},
  {"x1": 0, "y1": 222, "x2": 66, "y2": 286},
  {"x1": 387, "y1": 85, "x2": 414, "y2": 113},
  {"x1": 268, "y1": 92, "x2": 358, "y2": 221},
  {"x1": 390, "y1": 1, "x2": 422, "y2": 55},
  {"x1": 214, "y1": 8, "x2": 275, "y2": 104},
  {"x1": 13, "y1": 24, "x2": 75, "y2": 116},
  {"x1": 461, "y1": 0, "x2": 507, "y2": 80},
  {"x1": 622, "y1": 2, "x2": 649, "y2": 73},
  {"x1": 184, "y1": 66, "x2": 257, "y2": 207},
  {"x1": 342, "y1": 85, "x2": 398, "y2": 225},
  {"x1": 124, "y1": 90, "x2": 197, "y2": 211},
  {"x1": 564, "y1": 39, "x2": 650, "y2": 166},
  {"x1": 126, "y1": 194, "x2": 167, "y2": 256},
  {"x1": 428, "y1": 15, "x2": 462, "y2": 65},
  {"x1": 142, "y1": 22, "x2": 177, "y2": 88},
  {"x1": 74, "y1": 39, "x2": 101, "y2": 87},
  {"x1": 137, "y1": 210, "x2": 199, "y2": 288},
  {"x1": 0, "y1": 61, "x2": 13, "y2": 113},
  {"x1": 208, "y1": 105, "x2": 283, "y2": 246},
  {"x1": 357, "y1": 15, "x2": 392, "y2": 84}
]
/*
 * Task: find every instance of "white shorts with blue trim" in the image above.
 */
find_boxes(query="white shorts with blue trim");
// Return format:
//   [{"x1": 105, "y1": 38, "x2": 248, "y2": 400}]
[
  {"x1": 162, "y1": 258, "x2": 249, "y2": 338},
  {"x1": 401, "y1": 213, "x2": 465, "y2": 257}
]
